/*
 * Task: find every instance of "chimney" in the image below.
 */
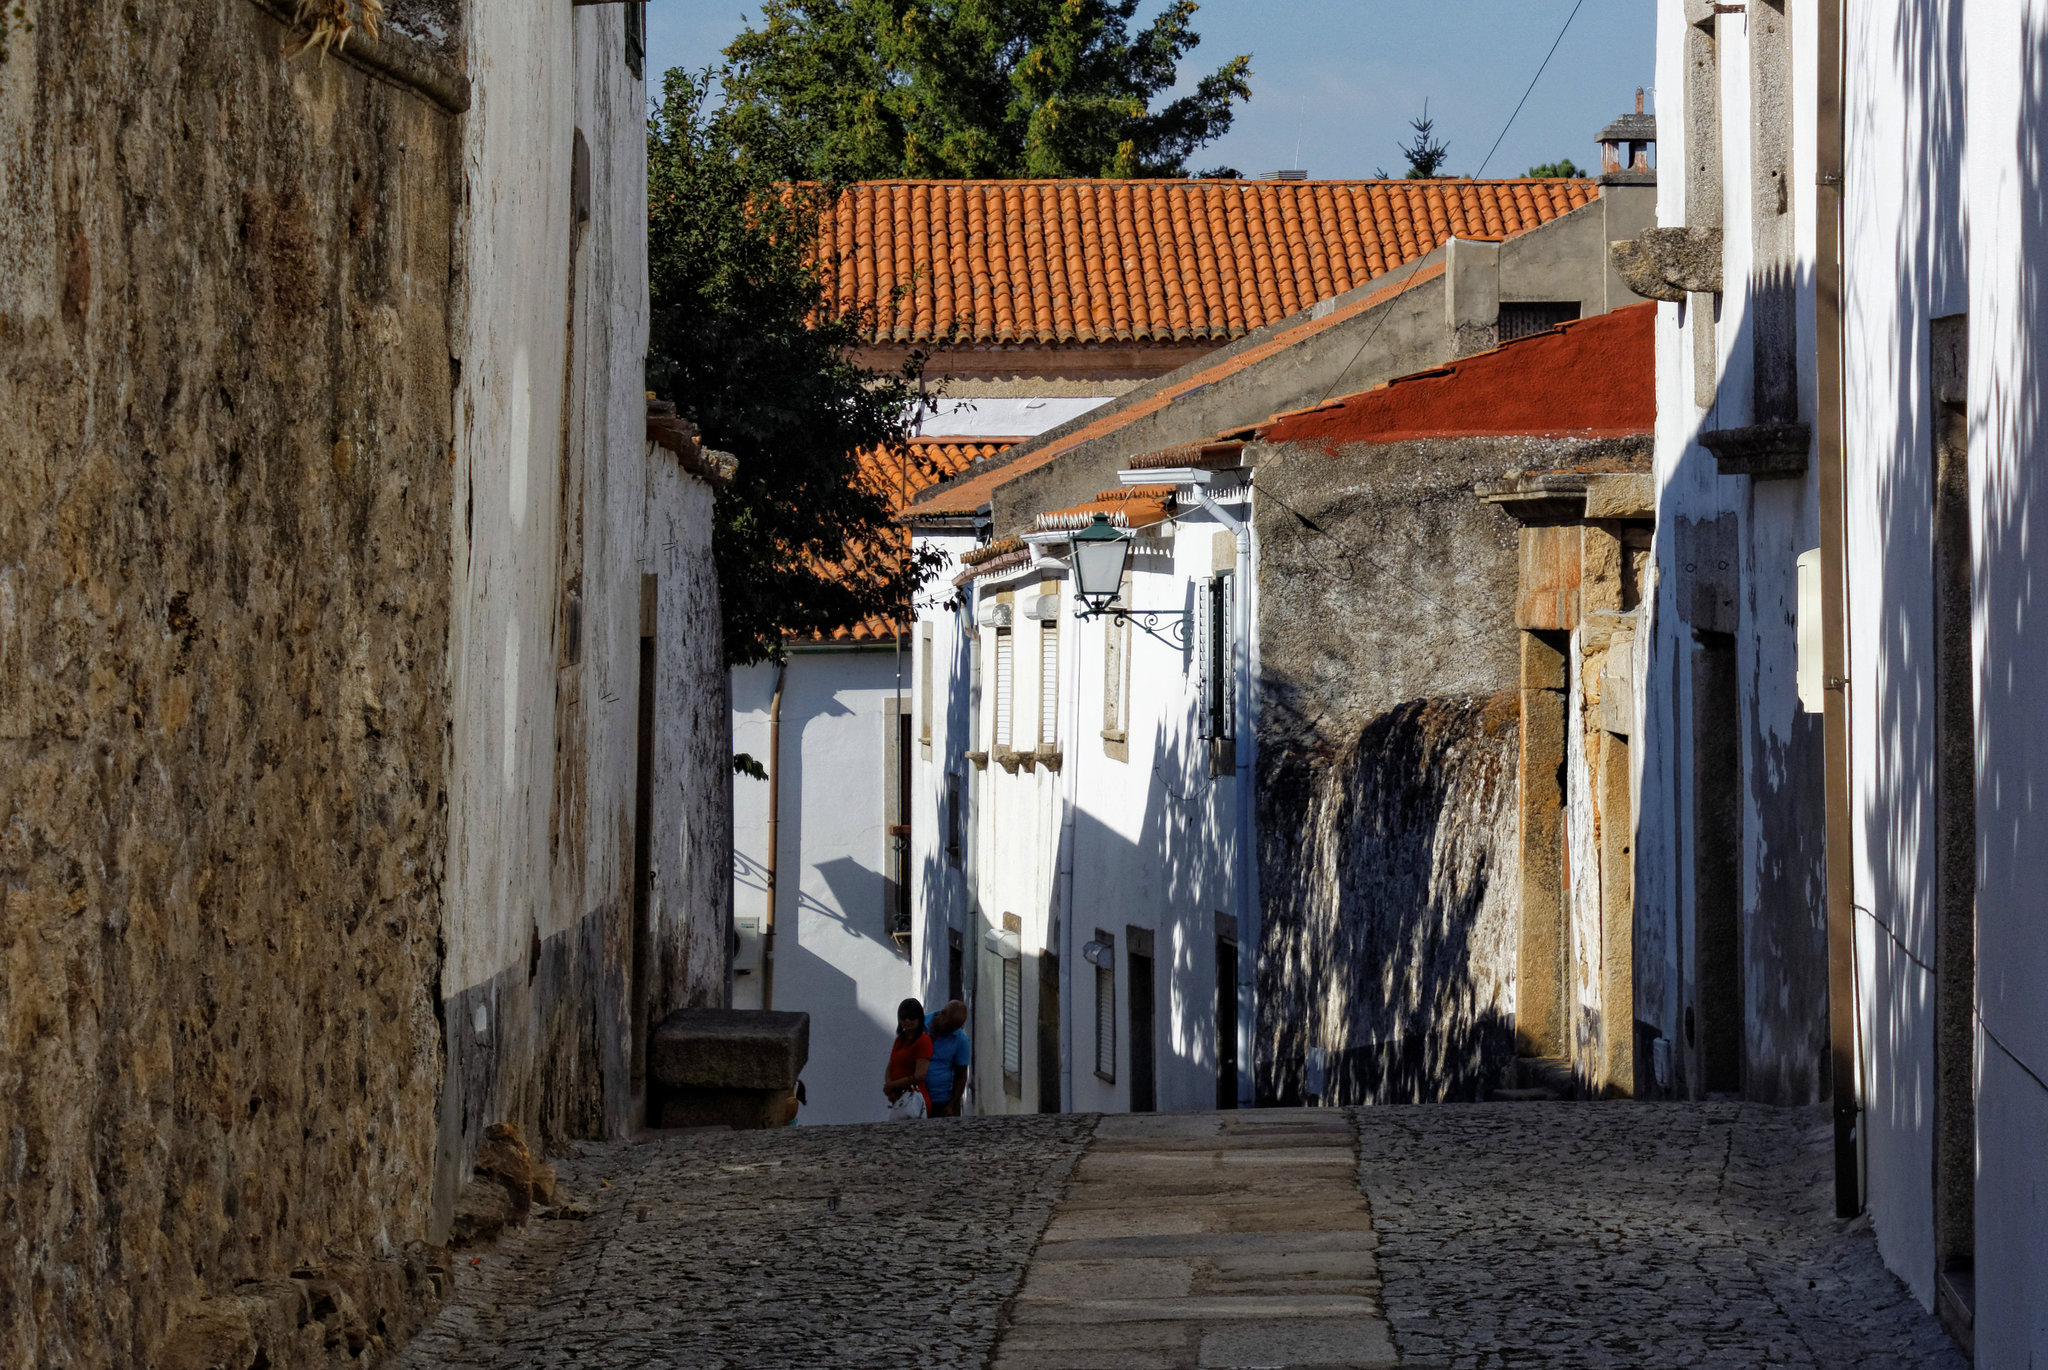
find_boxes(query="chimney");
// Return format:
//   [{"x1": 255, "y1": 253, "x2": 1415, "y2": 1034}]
[{"x1": 1596, "y1": 91, "x2": 1656, "y2": 184}]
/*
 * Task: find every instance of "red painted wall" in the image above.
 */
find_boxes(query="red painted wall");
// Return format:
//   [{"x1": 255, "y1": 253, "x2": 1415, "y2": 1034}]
[{"x1": 1255, "y1": 302, "x2": 1655, "y2": 450}]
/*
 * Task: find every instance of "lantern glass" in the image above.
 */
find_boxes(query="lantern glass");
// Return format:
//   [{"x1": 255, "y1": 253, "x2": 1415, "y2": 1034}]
[{"x1": 1069, "y1": 513, "x2": 1131, "y2": 613}]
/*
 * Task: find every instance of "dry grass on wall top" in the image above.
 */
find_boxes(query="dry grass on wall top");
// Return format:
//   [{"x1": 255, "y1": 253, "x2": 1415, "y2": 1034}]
[{"x1": 289, "y1": 0, "x2": 384, "y2": 57}]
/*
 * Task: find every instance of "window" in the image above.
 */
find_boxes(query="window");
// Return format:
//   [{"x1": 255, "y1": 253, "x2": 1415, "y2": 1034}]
[
  {"x1": 969, "y1": 637, "x2": 982, "y2": 752},
  {"x1": 1198, "y1": 573, "x2": 1234, "y2": 742},
  {"x1": 994, "y1": 629, "x2": 1013, "y2": 748},
  {"x1": 1496, "y1": 300, "x2": 1581, "y2": 341},
  {"x1": 1103, "y1": 612, "x2": 1128, "y2": 734},
  {"x1": 945, "y1": 770, "x2": 962, "y2": 867},
  {"x1": 1002, "y1": 954, "x2": 1023, "y2": 1092},
  {"x1": 1093, "y1": 930, "x2": 1116, "y2": 1082},
  {"x1": 1038, "y1": 620, "x2": 1060, "y2": 749},
  {"x1": 919, "y1": 621, "x2": 933, "y2": 748},
  {"x1": 624, "y1": 2, "x2": 645, "y2": 80}
]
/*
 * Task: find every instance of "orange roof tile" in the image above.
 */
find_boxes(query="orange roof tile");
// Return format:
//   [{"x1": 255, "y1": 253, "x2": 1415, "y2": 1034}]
[
  {"x1": 823, "y1": 179, "x2": 1599, "y2": 347},
  {"x1": 1252, "y1": 304, "x2": 1655, "y2": 450},
  {"x1": 797, "y1": 439, "x2": 1013, "y2": 644},
  {"x1": 1032, "y1": 484, "x2": 1178, "y2": 532},
  {"x1": 907, "y1": 258, "x2": 1448, "y2": 518}
]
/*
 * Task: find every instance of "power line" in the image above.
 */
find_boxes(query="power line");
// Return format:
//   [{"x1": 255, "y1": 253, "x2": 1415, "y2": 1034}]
[
  {"x1": 1309, "y1": 0, "x2": 1589, "y2": 408},
  {"x1": 1475, "y1": 0, "x2": 1587, "y2": 178}
]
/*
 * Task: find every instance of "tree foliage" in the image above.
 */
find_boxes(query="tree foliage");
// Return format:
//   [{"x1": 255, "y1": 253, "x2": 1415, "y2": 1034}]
[
  {"x1": 1377, "y1": 102, "x2": 1451, "y2": 179},
  {"x1": 648, "y1": 70, "x2": 941, "y2": 667},
  {"x1": 717, "y1": 0, "x2": 1253, "y2": 180},
  {"x1": 1526, "y1": 157, "x2": 1585, "y2": 178}
]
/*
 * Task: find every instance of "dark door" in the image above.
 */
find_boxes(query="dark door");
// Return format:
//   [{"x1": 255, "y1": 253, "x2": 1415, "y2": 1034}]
[
  {"x1": 1692, "y1": 629, "x2": 1742, "y2": 1096},
  {"x1": 1930, "y1": 315, "x2": 1975, "y2": 1336},
  {"x1": 1036, "y1": 952, "x2": 1061, "y2": 1114},
  {"x1": 1217, "y1": 937, "x2": 1238, "y2": 1109},
  {"x1": 1128, "y1": 949, "x2": 1156, "y2": 1112}
]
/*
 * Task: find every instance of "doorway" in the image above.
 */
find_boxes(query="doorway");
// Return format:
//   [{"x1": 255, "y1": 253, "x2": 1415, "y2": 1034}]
[
  {"x1": 1930, "y1": 313, "x2": 1975, "y2": 1345},
  {"x1": 1216, "y1": 924, "x2": 1239, "y2": 1109},
  {"x1": 1037, "y1": 952, "x2": 1061, "y2": 1114},
  {"x1": 1691, "y1": 629, "x2": 1742, "y2": 1096},
  {"x1": 1126, "y1": 926, "x2": 1156, "y2": 1113}
]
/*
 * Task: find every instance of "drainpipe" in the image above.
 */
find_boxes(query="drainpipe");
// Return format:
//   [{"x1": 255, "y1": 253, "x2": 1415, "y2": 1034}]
[
  {"x1": 1813, "y1": 0, "x2": 1861, "y2": 1217},
  {"x1": 1193, "y1": 481, "x2": 1258, "y2": 1108},
  {"x1": 763, "y1": 659, "x2": 786, "y2": 1011}
]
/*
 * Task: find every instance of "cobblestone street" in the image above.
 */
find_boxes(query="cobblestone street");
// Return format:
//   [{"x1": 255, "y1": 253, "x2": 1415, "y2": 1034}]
[{"x1": 395, "y1": 1105, "x2": 1960, "y2": 1370}]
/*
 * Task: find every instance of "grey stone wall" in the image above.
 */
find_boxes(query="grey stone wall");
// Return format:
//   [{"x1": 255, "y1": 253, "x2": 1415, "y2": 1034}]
[{"x1": 1251, "y1": 435, "x2": 1651, "y2": 1104}]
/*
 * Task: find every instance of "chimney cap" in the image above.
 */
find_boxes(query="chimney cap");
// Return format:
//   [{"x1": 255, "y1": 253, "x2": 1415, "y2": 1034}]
[
  {"x1": 1257, "y1": 168, "x2": 1310, "y2": 181},
  {"x1": 1596, "y1": 111, "x2": 1657, "y2": 144}
]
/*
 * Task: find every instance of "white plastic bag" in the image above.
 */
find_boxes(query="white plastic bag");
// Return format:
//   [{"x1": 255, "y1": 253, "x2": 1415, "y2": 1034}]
[{"x1": 886, "y1": 1089, "x2": 927, "y2": 1121}]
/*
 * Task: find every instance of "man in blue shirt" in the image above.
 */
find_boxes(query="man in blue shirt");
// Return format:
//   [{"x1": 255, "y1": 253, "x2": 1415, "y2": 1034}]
[{"x1": 925, "y1": 1000, "x2": 972, "y2": 1117}]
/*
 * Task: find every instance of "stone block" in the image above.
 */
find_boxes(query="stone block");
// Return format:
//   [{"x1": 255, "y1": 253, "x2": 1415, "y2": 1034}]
[
  {"x1": 1585, "y1": 472, "x2": 1655, "y2": 520},
  {"x1": 649, "y1": 1008, "x2": 810, "y2": 1091},
  {"x1": 649, "y1": 1008, "x2": 810, "y2": 1130}
]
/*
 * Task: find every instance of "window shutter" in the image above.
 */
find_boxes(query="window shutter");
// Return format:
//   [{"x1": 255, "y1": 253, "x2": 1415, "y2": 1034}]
[
  {"x1": 1102, "y1": 614, "x2": 1124, "y2": 735},
  {"x1": 994, "y1": 629, "x2": 1013, "y2": 747},
  {"x1": 1039, "y1": 620, "x2": 1059, "y2": 748},
  {"x1": 919, "y1": 621, "x2": 933, "y2": 743},
  {"x1": 1216, "y1": 574, "x2": 1234, "y2": 742},
  {"x1": 1094, "y1": 961, "x2": 1116, "y2": 1080},
  {"x1": 1002, "y1": 955, "x2": 1023, "y2": 1079},
  {"x1": 969, "y1": 638, "x2": 982, "y2": 751},
  {"x1": 1196, "y1": 577, "x2": 1214, "y2": 738}
]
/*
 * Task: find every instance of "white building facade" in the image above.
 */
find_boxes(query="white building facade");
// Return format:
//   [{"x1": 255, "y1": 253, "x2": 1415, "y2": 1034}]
[
  {"x1": 1635, "y1": 0, "x2": 2048, "y2": 1355},
  {"x1": 911, "y1": 466, "x2": 1256, "y2": 1115}
]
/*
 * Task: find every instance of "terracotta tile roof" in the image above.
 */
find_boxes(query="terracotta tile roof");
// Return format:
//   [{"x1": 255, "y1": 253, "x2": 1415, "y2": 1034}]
[
  {"x1": 906, "y1": 258, "x2": 1448, "y2": 518},
  {"x1": 798, "y1": 438, "x2": 1013, "y2": 644},
  {"x1": 1252, "y1": 302, "x2": 1656, "y2": 450},
  {"x1": 822, "y1": 179, "x2": 1600, "y2": 347},
  {"x1": 1032, "y1": 484, "x2": 1178, "y2": 533}
]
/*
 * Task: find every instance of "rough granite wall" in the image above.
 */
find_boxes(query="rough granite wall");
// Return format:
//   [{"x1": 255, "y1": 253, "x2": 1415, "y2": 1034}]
[
  {"x1": 1252, "y1": 435, "x2": 1650, "y2": 1104},
  {"x1": 0, "y1": 1, "x2": 459, "y2": 1365}
]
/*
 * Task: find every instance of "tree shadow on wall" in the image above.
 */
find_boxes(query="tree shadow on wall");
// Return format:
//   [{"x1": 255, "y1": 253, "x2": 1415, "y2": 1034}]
[{"x1": 1255, "y1": 688, "x2": 1522, "y2": 1106}]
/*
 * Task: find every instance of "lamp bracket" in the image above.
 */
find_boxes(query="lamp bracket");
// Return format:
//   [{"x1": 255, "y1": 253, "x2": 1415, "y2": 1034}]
[{"x1": 1081, "y1": 603, "x2": 1189, "y2": 649}]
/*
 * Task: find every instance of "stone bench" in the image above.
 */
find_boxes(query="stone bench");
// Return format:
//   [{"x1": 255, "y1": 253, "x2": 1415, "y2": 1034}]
[{"x1": 649, "y1": 1008, "x2": 810, "y2": 1129}]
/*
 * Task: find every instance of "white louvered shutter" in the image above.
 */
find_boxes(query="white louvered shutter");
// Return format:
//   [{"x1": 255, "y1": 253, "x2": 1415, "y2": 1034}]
[
  {"x1": 1195, "y1": 577, "x2": 1214, "y2": 738},
  {"x1": 1002, "y1": 955, "x2": 1023, "y2": 1079},
  {"x1": 994, "y1": 629, "x2": 1013, "y2": 747},
  {"x1": 1094, "y1": 959, "x2": 1116, "y2": 1080},
  {"x1": 1039, "y1": 621, "x2": 1059, "y2": 748}
]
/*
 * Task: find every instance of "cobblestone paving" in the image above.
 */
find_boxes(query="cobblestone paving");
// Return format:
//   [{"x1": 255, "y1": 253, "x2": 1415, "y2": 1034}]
[
  {"x1": 391, "y1": 1115, "x2": 1093, "y2": 1370},
  {"x1": 1353, "y1": 1102, "x2": 1966, "y2": 1370},
  {"x1": 394, "y1": 1104, "x2": 1961, "y2": 1370}
]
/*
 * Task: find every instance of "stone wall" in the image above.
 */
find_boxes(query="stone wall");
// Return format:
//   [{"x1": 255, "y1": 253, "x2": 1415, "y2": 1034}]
[
  {"x1": 1251, "y1": 435, "x2": 1650, "y2": 1104},
  {"x1": 0, "y1": 3, "x2": 731, "y2": 1366},
  {"x1": 0, "y1": 2, "x2": 461, "y2": 1364}
]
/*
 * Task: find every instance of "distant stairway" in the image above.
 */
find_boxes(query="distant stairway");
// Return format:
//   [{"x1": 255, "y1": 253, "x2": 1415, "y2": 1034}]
[{"x1": 1492, "y1": 1055, "x2": 1573, "y2": 1101}]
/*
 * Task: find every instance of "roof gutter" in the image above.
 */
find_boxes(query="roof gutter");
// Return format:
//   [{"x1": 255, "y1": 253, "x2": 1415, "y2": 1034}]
[{"x1": 1813, "y1": 0, "x2": 1861, "y2": 1218}]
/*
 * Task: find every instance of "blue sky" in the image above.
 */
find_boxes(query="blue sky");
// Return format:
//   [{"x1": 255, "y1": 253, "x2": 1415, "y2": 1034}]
[{"x1": 648, "y1": 0, "x2": 1656, "y2": 180}]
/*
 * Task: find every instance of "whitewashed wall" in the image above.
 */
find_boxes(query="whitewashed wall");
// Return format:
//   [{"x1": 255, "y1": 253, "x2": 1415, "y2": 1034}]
[
  {"x1": 1639, "y1": 0, "x2": 1829, "y2": 1113},
  {"x1": 913, "y1": 490, "x2": 1251, "y2": 1117},
  {"x1": 1959, "y1": 7, "x2": 2048, "y2": 1352},
  {"x1": 732, "y1": 651, "x2": 915, "y2": 1125}
]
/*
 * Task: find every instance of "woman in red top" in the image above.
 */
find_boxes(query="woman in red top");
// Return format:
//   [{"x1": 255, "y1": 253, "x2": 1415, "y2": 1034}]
[{"x1": 884, "y1": 997, "x2": 933, "y2": 1118}]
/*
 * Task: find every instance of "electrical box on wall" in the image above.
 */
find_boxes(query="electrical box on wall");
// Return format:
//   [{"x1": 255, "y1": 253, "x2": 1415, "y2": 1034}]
[
  {"x1": 1796, "y1": 549, "x2": 1823, "y2": 713},
  {"x1": 733, "y1": 912, "x2": 765, "y2": 975}
]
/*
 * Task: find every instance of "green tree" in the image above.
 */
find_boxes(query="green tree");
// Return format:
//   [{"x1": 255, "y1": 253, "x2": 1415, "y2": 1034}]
[
  {"x1": 1377, "y1": 102, "x2": 1451, "y2": 179},
  {"x1": 1526, "y1": 157, "x2": 1586, "y2": 178},
  {"x1": 648, "y1": 70, "x2": 942, "y2": 667},
  {"x1": 717, "y1": 0, "x2": 1253, "y2": 180}
]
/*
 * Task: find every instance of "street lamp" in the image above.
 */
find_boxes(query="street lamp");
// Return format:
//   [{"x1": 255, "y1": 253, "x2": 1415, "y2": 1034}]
[{"x1": 1069, "y1": 512, "x2": 1131, "y2": 617}]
